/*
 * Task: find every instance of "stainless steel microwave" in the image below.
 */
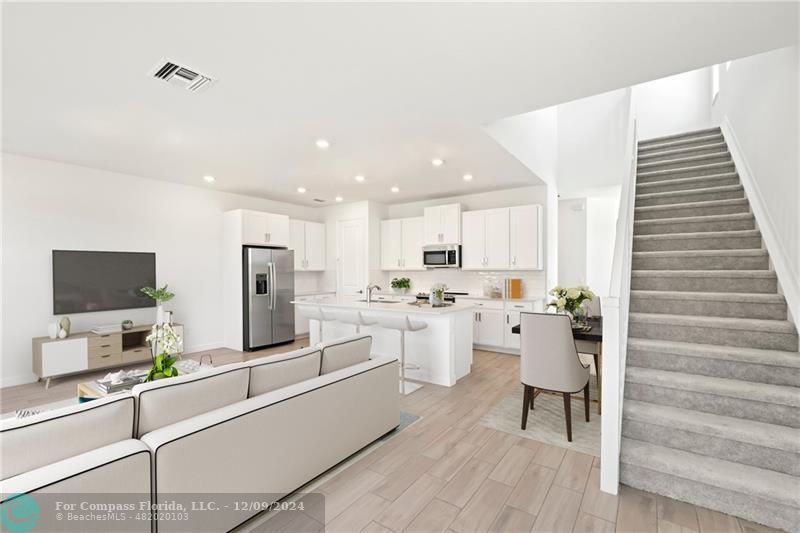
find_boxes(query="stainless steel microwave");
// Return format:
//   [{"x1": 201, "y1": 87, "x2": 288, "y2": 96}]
[{"x1": 422, "y1": 244, "x2": 461, "y2": 269}]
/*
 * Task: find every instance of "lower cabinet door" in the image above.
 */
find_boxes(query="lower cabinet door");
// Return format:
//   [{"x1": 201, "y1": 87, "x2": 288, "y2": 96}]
[
  {"x1": 41, "y1": 337, "x2": 88, "y2": 376},
  {"x1": 504, "y1": 310, "x2": 521, "y2": 349},
  {"x1": 477, "y1": 309, "x2": 504, "y2": 347}
]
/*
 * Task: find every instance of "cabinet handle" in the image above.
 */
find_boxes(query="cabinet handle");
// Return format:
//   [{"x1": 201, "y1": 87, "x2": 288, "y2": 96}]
[
  {"x1": 101, "y1": 354, "x2": 110, "y2": 359},
  {"x1": 101, "y1": 344, "x2": 110, "y2": 348},
  {"x1": 506, "y1": 314, "x2": 509, "y2": 324}
]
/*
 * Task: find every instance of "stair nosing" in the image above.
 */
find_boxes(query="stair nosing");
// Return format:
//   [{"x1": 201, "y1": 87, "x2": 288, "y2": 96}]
[
  {"x1": 632, "y1": 229, "x2": 760, "y2": 241},
  {"x1": 632, "y1": 249, "x2": 768, "y2": 257},
  {"x1": 634, "y1": 198, "x2": 748, "y2": 212},
  {"x1": 624, "y1": 366, "x2": 800, "y2": 408},
  {"x1": 623, "y1": 399, "x2": 800, "y2": 453},
  {"x1": 631, "y1": 269, "x2": 776, "y2": 278},
  {"x1": 637, "y1": 151, "x2": 731, "y2": 170},
  {"x1": 630, "y1": 289, "x2": 783, "y2": 302},
  {"x1": 637, "y1": 142, "x2": 728, "y2": 160},
  {"x1": 620, "y1": 438, "x2": 800, "y2": 507},
  {"x1": 639, "y1": 127, "x2": 722, "y2": 146},
  {"x1": 638, "y1": 134, "x2": 725, "y2": 153},
  {"x1": 634, "y1": 212, "x2": 753, "y2": 226},
  {"x1": 628, "y1": 312, "x2": 796, "y2": 334},
  {"x1": 637, "y1": 161, "x2": 735, "y2": 179},
  {"x1": 635, "y1": 172, "x2": 739, "y2": 190},
  {"x1": 627, "y1": 337, "x2": 800, "y2": 368}
]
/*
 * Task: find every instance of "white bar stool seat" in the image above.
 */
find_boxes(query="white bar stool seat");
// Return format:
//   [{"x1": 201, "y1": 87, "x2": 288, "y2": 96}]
[
  {"x1": 378, "y1": 315, "x2": 428, "y2": 395},
  {"x1": 298, "y1": 306, "x2": 337, "y2": 343},
  {"x1": 336, "y1": 311, "x2": 379, "y2": 335}
]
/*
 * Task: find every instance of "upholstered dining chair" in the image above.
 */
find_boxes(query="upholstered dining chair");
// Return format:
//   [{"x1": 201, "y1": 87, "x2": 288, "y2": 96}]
[{"x1": 520, "y1": 312, "x2": 590, "y2": 442}]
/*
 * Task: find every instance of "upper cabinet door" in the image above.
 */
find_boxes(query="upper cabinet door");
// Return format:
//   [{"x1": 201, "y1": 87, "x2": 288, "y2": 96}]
[
  {"x1": 305, "y1": 221, "x2": 326, "y2": 271},
  {"x1": 461, "y1": 210, "x2": 485, "y2": 270},
  {"x1": 401, "y1": 217, "x2": 425, "y2": 270},
  {"x1": 242, "y1": 210, "x2": 269, "y2": 245},
  {"x1": 423, "y1": 206, "x2": 442, "y2": 244},
  {"x1": 264, "y1": 213, "x2": 290, "y2": 247},
  {"x1": 381, "y1": 219, "x2": 403, "y2": 270},
  {"x1": 484, "y1": 208, "x2": 510, "y2": 270},
  {"x1": 290, "y1": 219, "x2": 306, "y2": 269},
  {"x1": 510, "y1": 205, "x2": 542, "y2": 270},
  {"x1": 440, "y1": 204, "x2": 462, "y2": 244}
]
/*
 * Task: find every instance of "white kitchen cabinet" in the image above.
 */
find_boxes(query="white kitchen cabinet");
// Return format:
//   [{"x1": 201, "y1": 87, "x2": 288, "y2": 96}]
[
  {"x1": 461, "y1": 208, "x2": 509, "y2": 270},
  {"x1": 380, "y1": 217, "x2": 424, "y2": 270},
  {"x1": 424, "y1": 203, "x2": 461, "y2": 244},
  {"x1": 474, "y1": 309, "x2": 504, "y2": 347},
  {"x1": 290, "y1": 220, "x2": 326, "y2": 271},
  {"x1": 241, "y1": 209, "x2": 290, "y2": 247},
  {"x1": 509, "y1": 205, "x2": 543, "y2": 270},
  {"x1": 504, "y1": 310, "x2": 521, "y2": 349}
]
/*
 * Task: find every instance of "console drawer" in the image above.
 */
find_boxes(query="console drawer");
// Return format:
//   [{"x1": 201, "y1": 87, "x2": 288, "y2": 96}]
[
  {"x1": 88, "y1": 352, "x2": 122, "y2": 369},
  {"x1": 122, "y1": 347, "x2": 151, "y2": 364}
]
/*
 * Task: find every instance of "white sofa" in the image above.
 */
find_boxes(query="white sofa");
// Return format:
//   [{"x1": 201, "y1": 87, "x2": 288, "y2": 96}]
[{"x1": 0, "y1": 334, "x2": 399, "y2": 532}]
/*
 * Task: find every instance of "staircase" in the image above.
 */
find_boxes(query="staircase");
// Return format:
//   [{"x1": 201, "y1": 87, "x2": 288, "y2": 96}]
[{"x1": 619, "y1": 126, "x2": 800, "y2": 531}]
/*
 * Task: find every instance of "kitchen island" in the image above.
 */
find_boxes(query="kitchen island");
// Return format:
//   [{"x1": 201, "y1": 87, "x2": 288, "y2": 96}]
[{"x1": 292, "y1": 296, "x2": 473, "y2": 386}]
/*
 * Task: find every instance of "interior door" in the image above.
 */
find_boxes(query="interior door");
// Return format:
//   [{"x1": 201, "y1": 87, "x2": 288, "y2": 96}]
[
  {"x1": 485, "y1": 208, "x2": 510, "y2": 270},
  {"x1": 305, "y1": 222, "x2": 326, "y2": 270},
  {"x1": 510, "y1": 205, "x2": 541, "y2": 270},
  {"x1": 271, "y1": 248, "x2": 295, "y2": 344},
  {"x1": 381, "y1": 219, "x2": 402, "y2": 270},
  {"x1": 337, "y1": 218, "x2": 366, "y2": 296},
  {"x1": 461, "y1": 211, "x2": 485, "y2": 269},
  {"x1": 290, "y1": 219, "x2": 306, "y2": 269},
  {"x1": 402, "y1": 217, "x2": 424, "y2": 270},
  {"x1": 245, "y1": 246, "x2": 272, "y2": 349}
]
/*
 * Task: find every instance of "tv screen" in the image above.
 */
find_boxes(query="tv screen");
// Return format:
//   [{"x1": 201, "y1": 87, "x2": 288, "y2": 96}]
[{"x1": 52, "y1": 250, "x2": 156, "y2": 314}]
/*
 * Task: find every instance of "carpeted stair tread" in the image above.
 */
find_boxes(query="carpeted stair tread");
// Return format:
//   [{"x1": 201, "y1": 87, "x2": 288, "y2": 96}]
[
  {"x1": 638, "y1": 133, "x2": 725, "y2": 154},
  {"x1": 637, "y1": 161, "x2": 736, "y2": 181},
  {"x1": 627, "y1": 337, "x2": 800, "y2": 370},
  {"x1": 632, "y1": 229, "x2": 762, "y2": 251},
  {"x1": 632, "y1": 269, "x2": 776, "y2": 279},
  {"x1": 620, "y1": 438, "x2": 800, "y2": 508},
  {"x1": 632, "y1": 249, "x2": 767, "y2": 260},
  {"x1": 637, "y1": 151, "x2": 731, "y2": 171},
  {"x1": 625, "y1": 367, "x2": 800, "y2": 409},
  {"x1": 639, "y1": 126, "x2": 722, "y2": 146},
  {"x1": 634, "y1": 197, "x2": 749, "y2": 217},
  {"x1": 629, "y1": 312, "x2": 796, "y2": 335},
  {"x1": 624, "y1": 400, "x2": 800, "y2": 454},
  {"x1": 635, "y1": 172, "x2": 740, "y2": 194},
  {"x1": 634, "y1": 212, "x2": 753, "y2": 228},
  {"x1": 637, "y1": 142, "x2": 728, "y2": 161},
  {"x1": 635, "y1": 183, "x2": 743, "y2": 201}
]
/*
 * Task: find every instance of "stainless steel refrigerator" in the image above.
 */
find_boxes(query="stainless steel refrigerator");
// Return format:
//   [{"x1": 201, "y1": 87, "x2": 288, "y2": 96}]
[{"x1": 243, "y1": 246, "x2": 295, "y2": 351}]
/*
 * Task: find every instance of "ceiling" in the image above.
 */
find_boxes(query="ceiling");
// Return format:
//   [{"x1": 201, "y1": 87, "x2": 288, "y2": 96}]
[{"x1": 2, "y1": 2, "x2": 797, "y2": 205}]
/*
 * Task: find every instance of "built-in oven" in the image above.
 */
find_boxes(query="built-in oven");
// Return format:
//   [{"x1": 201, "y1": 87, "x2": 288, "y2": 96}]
[{"x1": 422, "y1": 244, "x2": 461, "y2": 269}]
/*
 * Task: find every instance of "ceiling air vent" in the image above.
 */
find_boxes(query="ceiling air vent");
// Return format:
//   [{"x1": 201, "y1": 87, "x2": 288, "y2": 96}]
[{"x1": 149, "y1": 59, "x2": 215, "y2": 93}]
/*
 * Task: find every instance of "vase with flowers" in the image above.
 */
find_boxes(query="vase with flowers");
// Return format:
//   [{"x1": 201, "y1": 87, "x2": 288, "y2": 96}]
[
  {"x1": 547, "y1": 285, "x2": 595, "y2": 325},
  {"x1": 430, "y1": 283, "x2": 448, "y2": 307},
  {"x1": 144, "y1": 322, "x2": 182, "y2": 382}
]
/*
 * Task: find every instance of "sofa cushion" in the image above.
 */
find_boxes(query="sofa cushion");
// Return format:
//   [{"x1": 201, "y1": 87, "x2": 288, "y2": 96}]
[
  {"x1": 132, "y1": 363, "x2": 249, "y2": 437},
  {"x1": 319, "y1": 334, "x2": 372, "y2": 374},
  {"x1": 247, "y1": 347, "x2": 322, "y2": 397},
  {"x1": 0, "y1": 395, "x2": 134, "y2": 480}
]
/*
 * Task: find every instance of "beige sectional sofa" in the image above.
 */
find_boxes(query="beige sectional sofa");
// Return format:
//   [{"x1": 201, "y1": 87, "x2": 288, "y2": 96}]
[{"x1": 0, "y1": 334, "x2": 399, "y2": 532}]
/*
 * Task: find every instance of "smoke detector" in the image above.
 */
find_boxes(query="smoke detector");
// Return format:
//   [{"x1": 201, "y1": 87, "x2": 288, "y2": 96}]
[{"x1": 149, "y1": 58, "x2": 215, "y2": 93}]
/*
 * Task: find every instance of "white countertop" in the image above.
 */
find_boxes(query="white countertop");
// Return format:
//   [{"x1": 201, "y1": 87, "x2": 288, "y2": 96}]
[
  {"x1": 374, "y1": 291, "x2": 543, "y2": 302},
  {"x1": 292, "y1": 296, "x2": 473, "y2": 315}
]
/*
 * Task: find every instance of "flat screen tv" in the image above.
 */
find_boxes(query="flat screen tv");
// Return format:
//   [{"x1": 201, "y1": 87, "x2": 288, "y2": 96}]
[{"x1": 52, "y1": 250, "x2": 156, "y2": 314}]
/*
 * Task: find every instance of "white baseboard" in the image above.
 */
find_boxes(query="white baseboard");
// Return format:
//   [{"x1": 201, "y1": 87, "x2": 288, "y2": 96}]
[
  {"x1": 722, "y1": 118, "x2": 800, "y2": 331},
  {"x1": 473, "y1": 344, "x2": 520, "y2": 356}
]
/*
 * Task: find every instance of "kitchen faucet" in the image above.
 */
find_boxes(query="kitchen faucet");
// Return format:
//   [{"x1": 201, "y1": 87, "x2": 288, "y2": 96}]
[{"x1": 366, "y1": 284, "x2": 382, "y2": 304}]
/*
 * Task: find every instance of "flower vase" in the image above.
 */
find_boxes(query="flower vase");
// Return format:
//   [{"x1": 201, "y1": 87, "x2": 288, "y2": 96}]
[
  {"x1": 156, "y1": 305, "x2": 164, "y2": 325},
  {"x1": 430, "y1": 293, "x2": 443, "y2": 306}
]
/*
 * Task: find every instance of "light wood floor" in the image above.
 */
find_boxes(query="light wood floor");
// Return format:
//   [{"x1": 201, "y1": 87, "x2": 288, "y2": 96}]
[{"x1": 0, "y1": 343, "x2": 777, "y2": 532}]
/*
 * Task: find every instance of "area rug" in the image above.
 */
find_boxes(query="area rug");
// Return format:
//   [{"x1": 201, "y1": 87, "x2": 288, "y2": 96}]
[{"x1": 480, "y1": 382, "x2": 601, "y2": 457}]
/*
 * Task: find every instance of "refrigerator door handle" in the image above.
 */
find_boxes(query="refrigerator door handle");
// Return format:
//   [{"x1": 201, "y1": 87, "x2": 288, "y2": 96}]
[{"x1": 269, "y1": 262, "x2": 276, "y2": 310}]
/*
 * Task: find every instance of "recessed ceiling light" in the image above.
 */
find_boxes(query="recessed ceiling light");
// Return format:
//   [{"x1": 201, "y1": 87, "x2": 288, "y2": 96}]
[
  {"x1": 391, "y1": 186, "x2": 400, "y2": 193},
  {"x1": 431, "y1": 158, "x2": 445, "y2": 167},
  {"x1": 203, "y1": 175, "x2": 215, "y2": 183},
  {"x1": 297, "y1": 187, "x2": 307, "y2": 193},
  {"x1": 335, "y1": 196, "x2": 343, "y2": 202},
  {"x1": 462, "y1": 174, "x2": 473, "y2": 182},
  {"x1": 354, "y1": 175, "x2": 365, "y2": 183},
  {"x1": 315, "y1": 139, "x2": 330, "y2": 149}
]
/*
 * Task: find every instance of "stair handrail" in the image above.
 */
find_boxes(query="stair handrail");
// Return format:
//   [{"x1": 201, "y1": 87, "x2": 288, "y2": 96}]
[{"x1": 599, "y1": 94, "x2": 638, "y2": 494}]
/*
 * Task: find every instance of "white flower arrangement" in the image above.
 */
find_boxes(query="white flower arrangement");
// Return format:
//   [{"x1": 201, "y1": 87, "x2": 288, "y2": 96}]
[{"x1": 547, "y1": 285, "x2": 595, "y2": 318}]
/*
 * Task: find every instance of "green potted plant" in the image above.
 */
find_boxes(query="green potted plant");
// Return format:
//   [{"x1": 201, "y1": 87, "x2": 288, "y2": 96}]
[
  {"x1": 430, "y1": 282, "x2": 448, "y2": 306},
  {"x1": 547, "y1": 285, "x2": 595, "y2": 324},
  {"x1": 141, "y1": 284, "x2": 175, "y2": 325},
  {"x1": 144, "y1": 323, "x2": 182, "y2": 381},
  {"x1": 391, "y1": 277, "x2": 411, "y2": 295}
]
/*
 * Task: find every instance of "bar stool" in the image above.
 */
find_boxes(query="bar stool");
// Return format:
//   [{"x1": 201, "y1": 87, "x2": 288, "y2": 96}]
[
  {"x1": 379, "y1": 315, "x2": 428, "y2": 395},
  {"x1": 336, "y1": 310, "x2": 378, "y2": 335},
  {"x1": 298, "y1": 306, "x2": 336, "y2": 344}
]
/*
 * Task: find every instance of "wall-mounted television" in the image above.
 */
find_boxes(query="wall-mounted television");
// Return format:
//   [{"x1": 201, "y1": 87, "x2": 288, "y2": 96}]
[{"x1": 52, "y1": 250, "x2": 156, "y2": 314}]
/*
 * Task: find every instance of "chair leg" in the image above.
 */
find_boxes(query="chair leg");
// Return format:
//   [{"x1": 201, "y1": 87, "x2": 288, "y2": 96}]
[
  {"x1": 529, "y1": 387, "x2": 535, "y2": 410},
  {"x1": 584, "y1": 382, "x2": 590, "y2": 422},
  {"x1": 563, "y1": 393, "x2": 573, "y2": 442},
  {"x1": 521, "y1": 385, "x2": 531, "y2": 430}
]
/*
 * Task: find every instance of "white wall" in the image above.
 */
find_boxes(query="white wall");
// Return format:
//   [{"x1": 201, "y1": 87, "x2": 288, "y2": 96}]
[
  {"x1": 712, "y1": 45, "x2": 800, "y2": 323},
  {"x1": 1, "y1": 154, "x2": 323, "y2": 386},
  {"x1": 633, "y1": 67, "x2": 713, "y2": 140},
  {"x1": 558, "y1": 199, "x2": 587, "y2": 288},
  {"x1": 586, "y1": 188, "x2": 621, "y2": 297}
]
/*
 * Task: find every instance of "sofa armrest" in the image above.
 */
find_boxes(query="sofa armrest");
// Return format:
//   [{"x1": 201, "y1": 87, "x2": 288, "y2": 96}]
[{"x1": 0, "y1": 439, "x2": 151, "y2": 498}]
